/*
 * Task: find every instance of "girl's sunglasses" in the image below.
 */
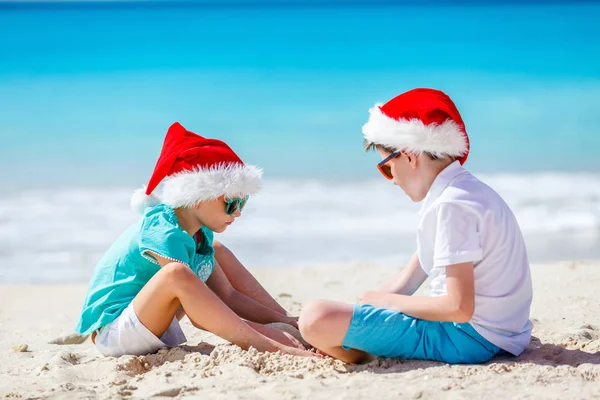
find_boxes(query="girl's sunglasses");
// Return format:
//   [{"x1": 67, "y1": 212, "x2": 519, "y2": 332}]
[
  {"x1": 225, "y1": 195, "x2": 249, "y2": 215},
  {"x1": 377, "y1": 150, "x2": 402, "y2": 180}
]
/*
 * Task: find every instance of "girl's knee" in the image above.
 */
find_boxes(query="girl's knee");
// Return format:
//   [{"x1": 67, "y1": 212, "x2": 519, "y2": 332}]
[
  {"x1": 212, "y1": 240, "x2": 225, "y2": 252},
  {"x1": 160, "y1": 262, "x2": 195, "y2": 287}
]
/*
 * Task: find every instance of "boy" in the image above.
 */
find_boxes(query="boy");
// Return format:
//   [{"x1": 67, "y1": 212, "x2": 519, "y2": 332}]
[
  {"x1": 76, "y1": 122, "x2": 312, "y2": 358},
  {"x1": 299, "y1": 88, "x2": 533, "y2": 364}
]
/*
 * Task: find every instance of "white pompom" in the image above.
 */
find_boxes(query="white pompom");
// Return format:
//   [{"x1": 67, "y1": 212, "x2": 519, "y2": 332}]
[{"x1": 130, "y1": 187, "x2": 161, "y2": 214}]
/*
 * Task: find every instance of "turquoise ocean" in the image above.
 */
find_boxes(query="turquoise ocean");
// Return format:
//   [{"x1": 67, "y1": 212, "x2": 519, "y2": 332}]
[{"x1": 1, "y1": 1, "x2": 599, "y2": 282}]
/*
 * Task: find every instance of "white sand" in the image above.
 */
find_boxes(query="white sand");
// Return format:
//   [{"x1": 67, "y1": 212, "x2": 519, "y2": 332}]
[{"x1": 1, "y1": 261, "x2": 599, "y2": 399}]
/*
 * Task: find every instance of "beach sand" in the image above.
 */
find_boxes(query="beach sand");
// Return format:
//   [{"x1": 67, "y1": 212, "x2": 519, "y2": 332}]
[{"x1": 1, "y1": 261, "x2": 599, "y2": 399}]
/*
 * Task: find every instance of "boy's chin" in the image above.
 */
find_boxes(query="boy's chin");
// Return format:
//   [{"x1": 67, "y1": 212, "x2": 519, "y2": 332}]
[
  {"x1": 406, "y1": 192, "x2": 423, "y2": 202},
  {"x1": 398, "y1": 186, "x2": 425, "y2": 202}
]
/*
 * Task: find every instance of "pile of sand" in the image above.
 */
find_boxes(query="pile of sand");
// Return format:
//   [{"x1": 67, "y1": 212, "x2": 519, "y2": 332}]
[{"x1": 1, "y1": 261, "x2": 598, "y2": 399}]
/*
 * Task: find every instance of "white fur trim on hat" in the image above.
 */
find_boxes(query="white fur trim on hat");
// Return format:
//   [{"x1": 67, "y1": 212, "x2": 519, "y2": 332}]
[
  {"x1": 130, "y1": 186, "x2": 161, "y2": 214},
  {"x1": 160, "y1": 163, "x2": 263, "y2": 208},
  {"x1": 362, "y1": 104, "x2": 468, "y2": 157}
]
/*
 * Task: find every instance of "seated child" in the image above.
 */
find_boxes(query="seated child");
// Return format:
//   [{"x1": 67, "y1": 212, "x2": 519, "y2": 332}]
[
  {"x1": 75, "y1": 122, "x2": 312, "y2": 357},
  {"x1": 298, "y1": 88, "x2": 533, "y2": 364}
]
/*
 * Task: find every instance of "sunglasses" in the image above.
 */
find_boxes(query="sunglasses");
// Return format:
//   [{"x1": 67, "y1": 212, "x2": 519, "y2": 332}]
[
  {"x1": 377, "y1": 150, "x2": 402, "y2": 180},
  {"x1": 225, "y1": 195, "x2": 249, "y2": 215}
]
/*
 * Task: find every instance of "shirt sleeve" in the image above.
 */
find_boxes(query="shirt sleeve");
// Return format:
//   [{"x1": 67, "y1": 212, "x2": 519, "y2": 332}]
[
  {"x1": 433, "y1": 202, "x2": 483, "y2": 268},
  {"x1": 138, "y1": 206, "x2": 195, "y2": 266}
]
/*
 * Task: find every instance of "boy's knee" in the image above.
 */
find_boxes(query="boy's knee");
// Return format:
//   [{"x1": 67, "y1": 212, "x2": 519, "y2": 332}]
[{"x1": 298, "y1": 300, "x2": 333, "y2": 339}]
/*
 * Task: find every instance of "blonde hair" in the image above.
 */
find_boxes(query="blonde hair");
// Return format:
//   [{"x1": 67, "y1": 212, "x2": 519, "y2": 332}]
[{"x1": 363, "y1": 140, "x2": 454, "y2": 162}]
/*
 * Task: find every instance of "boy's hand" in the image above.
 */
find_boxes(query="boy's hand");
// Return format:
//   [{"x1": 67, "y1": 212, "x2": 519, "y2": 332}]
[{"x1": 358, "y1": 291, "x2": 390, "y2": 309}]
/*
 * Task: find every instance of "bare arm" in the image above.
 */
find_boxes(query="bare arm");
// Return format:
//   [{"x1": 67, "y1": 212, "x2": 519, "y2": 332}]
[
  {"x1": 245, "y1": 320, "x2": 306, "y2": 350},
  {"x1": 139, "y1": 252, "x2": 314, "y2": 357},
  {"x1": 359, "y1": 262, "x2": 475, "y2": 323},
  {"x1": 377, "y1": 252, "x2": 428, "y2": 295},
  {"x1": 206, "y1": 259, "x2": 292, "y2": 325},
  {"x1": 213, "y1": 240, "x2": 293, "y2": 317}
]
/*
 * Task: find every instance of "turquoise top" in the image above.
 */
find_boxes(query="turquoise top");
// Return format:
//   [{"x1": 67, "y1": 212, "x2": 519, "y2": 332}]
[{"x1": 75, "y1": 204, "x2": 215, "y2": 335}]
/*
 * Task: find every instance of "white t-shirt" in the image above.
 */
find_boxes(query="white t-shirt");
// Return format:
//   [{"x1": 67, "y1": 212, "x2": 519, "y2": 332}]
[{"x1": 417, "y1": 161, "x2": 533, "y2": 356}]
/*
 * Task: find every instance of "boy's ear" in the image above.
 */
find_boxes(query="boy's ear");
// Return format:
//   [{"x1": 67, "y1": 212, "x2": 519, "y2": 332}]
[{"x1": 405, "y1": 152, "x2": 419, "y2": 169}]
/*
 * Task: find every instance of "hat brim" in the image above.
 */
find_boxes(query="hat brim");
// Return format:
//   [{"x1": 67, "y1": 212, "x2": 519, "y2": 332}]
[
  {"x1": 362, "y1": 104, "x2": 469, "y2": 159},
  {"x1": 160, "y1": 163, "x2": 263, "y2": 208}
]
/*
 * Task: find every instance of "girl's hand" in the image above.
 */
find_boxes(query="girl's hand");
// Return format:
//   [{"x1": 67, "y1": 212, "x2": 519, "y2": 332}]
[
  {"x1": 280, "y1": 315, "x2": 299, "y2": 329},
  {"x1": 260, "y1": 324, "x2": 306, "y2": 350}
]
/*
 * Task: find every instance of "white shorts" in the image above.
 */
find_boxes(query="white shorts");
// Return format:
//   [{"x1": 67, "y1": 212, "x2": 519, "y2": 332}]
[{"x1": 95, "y1": 302, "x2": 187, "y2": 357}]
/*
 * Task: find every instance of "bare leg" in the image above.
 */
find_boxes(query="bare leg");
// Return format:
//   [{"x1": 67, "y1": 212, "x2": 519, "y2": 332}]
[
  {"x1": 132, "y1": 262, "x2": 313, "y2": 357},
  {"x1": 298, "y1": 300, "x2": 368, "y2": 364},
  {"x1": 213, "y1": 240, "x2": 290, "y2": 316}
]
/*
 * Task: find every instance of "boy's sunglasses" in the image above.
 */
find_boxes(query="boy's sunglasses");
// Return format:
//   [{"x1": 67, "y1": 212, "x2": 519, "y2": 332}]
[
  {"x1": 377, "y1": 150, "x2": 402, "y2": 180},
  {"x1": 225, "y1": 195, "x2": 249, "y2": 215}
]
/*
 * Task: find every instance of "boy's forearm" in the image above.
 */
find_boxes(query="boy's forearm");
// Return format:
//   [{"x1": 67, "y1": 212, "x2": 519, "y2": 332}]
[
  {"x1": 377, "y1": 271, "x2": 421, "y2": 296},
  {"x1": 360, "y1": 292, "x2": 473, "y2": 323},
  {"x1": 377, "y1": 252, "x2": 427, "y2": 295}
]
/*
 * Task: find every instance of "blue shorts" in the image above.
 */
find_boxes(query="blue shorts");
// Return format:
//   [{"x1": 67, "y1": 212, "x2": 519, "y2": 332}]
[{"x1": 342, "y1": 304, "x2": 501, "y2": 364}]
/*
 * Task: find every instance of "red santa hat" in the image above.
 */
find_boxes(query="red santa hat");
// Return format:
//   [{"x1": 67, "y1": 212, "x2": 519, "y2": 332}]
[
  {"x1": 362, "y1": 88, "x2": 470, "y2": 164},
  {"x1": 131, "y1": 122, "x2": 262, "y2": 213}
]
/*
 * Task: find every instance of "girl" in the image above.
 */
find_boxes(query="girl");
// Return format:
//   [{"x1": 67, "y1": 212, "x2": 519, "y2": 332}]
[{"x1": 76, "y1": 122, "x2": 312, "y2": 358}]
